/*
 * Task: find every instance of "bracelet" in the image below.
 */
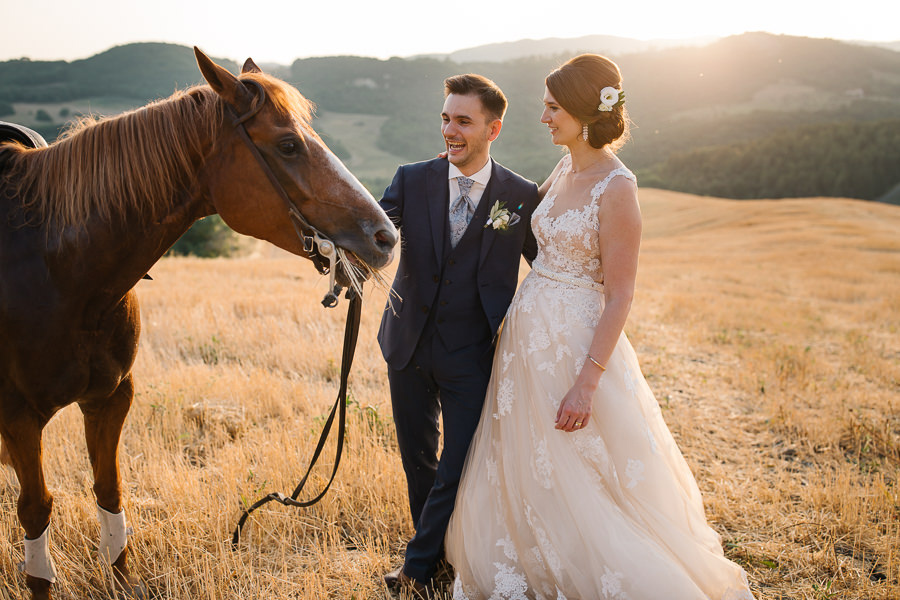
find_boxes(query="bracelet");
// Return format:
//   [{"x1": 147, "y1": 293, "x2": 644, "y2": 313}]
[{"x1": 587, "y1": 354, "x2": 606, "y2": 371}]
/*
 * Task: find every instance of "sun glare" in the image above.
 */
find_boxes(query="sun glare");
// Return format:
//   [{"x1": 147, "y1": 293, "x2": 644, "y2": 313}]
[{"x1": 0, "y1": 0, "x2": 898, "y2": 63}]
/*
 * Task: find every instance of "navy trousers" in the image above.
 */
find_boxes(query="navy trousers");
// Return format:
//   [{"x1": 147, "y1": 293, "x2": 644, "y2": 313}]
[{"x1": 388, "y1": 328, "x2": 494, "y2": 583}]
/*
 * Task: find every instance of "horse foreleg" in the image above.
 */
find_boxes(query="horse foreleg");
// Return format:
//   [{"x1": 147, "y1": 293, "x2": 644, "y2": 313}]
[
  {"x1": 0, "y1": 415, "x2": 56, "y2": 600},
  {"x1": 80, "y1": 376, "x2": 146, "y2": 599}
]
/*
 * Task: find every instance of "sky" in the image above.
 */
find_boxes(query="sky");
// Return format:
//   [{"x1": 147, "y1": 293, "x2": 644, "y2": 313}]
[{"x1": 2, "y1": 0, "x2": 899, "y2": 64}]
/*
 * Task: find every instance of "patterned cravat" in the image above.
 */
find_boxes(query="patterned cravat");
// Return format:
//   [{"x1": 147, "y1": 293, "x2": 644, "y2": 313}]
[{"x1": 449, "y1": 176, "x2": 476, "y2": 248}]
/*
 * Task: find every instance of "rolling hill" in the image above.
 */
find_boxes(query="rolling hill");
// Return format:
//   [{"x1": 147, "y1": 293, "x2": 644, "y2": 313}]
[{"x1": 2, "y1": 34, "x2": 899, "y2": 201}]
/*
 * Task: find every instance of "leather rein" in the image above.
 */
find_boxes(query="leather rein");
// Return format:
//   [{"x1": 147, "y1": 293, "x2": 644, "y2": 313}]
[
  {"x1": 229, "y1": 78, "x2": 344, "y2": 307},
  {"x1": 227, "y1": 79, "x2": 363, "y2": 546}
]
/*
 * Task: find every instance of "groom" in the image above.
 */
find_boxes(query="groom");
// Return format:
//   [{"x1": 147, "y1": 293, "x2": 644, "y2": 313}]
[{"x1": 378, "y1": 73, "x2": 539, "y2": 594}]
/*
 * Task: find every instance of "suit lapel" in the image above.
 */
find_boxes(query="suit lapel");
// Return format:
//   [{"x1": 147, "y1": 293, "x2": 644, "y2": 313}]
[{"x1": 426, "y1": 160, "x2": 449, "y2": 265}]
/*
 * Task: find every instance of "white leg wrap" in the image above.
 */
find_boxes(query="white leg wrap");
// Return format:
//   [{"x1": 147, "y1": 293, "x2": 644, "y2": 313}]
[
  {"x1": 22, "y1": 524, "x2": 57, "y2": 583},
  {"x1": 97, "y1": 505, "x2": 129, "y2": 565}
]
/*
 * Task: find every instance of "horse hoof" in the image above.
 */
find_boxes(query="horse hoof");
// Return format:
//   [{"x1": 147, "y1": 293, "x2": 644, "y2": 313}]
[
  {"x1": 25, "y1": 574, "x2": 53, "y2": 600},
  {"x1": 112, "y1": 565, "x2": 147, "y2": 599},
  {"x1": 115, "y1": 580, "x2": 148, "y2": 600}
]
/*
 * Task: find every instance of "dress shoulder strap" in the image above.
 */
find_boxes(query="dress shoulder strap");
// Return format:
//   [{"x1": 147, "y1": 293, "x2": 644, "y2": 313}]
[
  {"x1": 553, "y1": 154, "x2": 572, "y2": 185},
  {"x1": 590, "y1": 167, "x2": 636, "y2": 202},
  {"x1": 543, "y1": 154, "x2": 571, "y2": 200}
]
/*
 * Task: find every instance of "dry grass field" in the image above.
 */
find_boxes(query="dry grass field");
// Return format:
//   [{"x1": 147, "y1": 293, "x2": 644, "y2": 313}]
[{"x1": 1, "y1": 189, "x2": 898, "y2": 599}]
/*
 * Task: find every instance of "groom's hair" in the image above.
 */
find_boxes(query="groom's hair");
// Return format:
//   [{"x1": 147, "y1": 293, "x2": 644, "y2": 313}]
[{"x1": 444, "y1": 74, "x2": 507, "y2": 122}]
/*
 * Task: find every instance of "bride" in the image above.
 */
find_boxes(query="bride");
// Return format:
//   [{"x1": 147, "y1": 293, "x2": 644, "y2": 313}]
[{"x1": 444, "y1": 54, "x2": 755, "y2": 600}]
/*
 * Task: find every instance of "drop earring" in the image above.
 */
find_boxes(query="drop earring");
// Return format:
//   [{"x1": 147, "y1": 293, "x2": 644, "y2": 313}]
[{"x1": 582, "y1": 123, "x2": 589, "y2": 141}]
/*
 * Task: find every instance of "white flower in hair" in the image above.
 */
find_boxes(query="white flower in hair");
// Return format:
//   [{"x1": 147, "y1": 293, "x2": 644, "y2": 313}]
[{"x1": 598, "y1": 86, "x2": 624, "y2": 112}]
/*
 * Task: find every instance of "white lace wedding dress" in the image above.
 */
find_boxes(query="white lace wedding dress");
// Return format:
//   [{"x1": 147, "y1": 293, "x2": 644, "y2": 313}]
[{"x1": 445, "y1": 155, "x2": 754, "y2": 600}]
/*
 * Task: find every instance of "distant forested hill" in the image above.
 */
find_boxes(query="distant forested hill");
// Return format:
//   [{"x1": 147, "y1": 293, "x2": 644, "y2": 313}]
[
  {"x1": 641, "y1": 119, "x2": 900, "y2": 200},
  {"x1": 3, "y1": 34, "x2": 899, "y2": 201},
  {"x1": 0, "y1": 43, "x2": 238, "y2": 102}
]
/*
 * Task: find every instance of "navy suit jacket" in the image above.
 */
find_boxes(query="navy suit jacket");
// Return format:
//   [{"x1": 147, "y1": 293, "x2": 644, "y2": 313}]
[{"x1": 377, "y1": 157, "x2": 539, "y2": 369}]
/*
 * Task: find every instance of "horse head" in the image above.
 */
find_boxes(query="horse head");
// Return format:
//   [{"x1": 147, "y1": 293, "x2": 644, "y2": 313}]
[{"x1": 194, "y1": 48, "x2": 397, "y2": 290}]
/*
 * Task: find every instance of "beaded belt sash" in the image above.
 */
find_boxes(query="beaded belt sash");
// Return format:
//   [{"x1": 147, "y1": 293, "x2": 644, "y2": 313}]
[{"x1": 532, "y1": 262, "x2": 604, "y2": 292}]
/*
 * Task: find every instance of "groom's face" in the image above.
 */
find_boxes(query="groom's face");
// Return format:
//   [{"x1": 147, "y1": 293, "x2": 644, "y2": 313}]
[{"x1": 441, "y1": 93, "x2": 502, "y2": 175}]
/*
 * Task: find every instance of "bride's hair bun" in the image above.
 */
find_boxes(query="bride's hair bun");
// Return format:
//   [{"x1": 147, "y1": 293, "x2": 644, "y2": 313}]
[{"x1": 545, "y1": 54, "x2": 631, "y2": 151}]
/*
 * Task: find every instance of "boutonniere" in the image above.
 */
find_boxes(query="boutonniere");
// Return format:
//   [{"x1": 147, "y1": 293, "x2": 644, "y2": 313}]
[{"x1": 484, "y1": 200, "x2": 521, "y2": 232}]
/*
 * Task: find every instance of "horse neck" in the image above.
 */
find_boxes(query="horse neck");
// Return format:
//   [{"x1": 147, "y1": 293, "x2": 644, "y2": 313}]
[
  {"x1": 32, "y1": 92, "x2": 224, "y2": 306},
  {"x1": 18, "y1": 88, "x2": 222, "y2": 241},
  {"x1": 44, "y1": 185, "x2": 212, "y2": 329}
]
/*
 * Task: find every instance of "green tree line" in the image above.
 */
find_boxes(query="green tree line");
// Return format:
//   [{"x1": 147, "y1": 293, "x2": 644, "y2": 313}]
[{"x1": 640, "y1": 119, "x2": 900, "y2": 200}]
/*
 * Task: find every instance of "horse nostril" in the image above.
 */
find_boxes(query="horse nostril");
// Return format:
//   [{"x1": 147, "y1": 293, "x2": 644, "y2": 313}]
[{"x1": 375, "y1": 228, "x2": 398, "y2": 250}]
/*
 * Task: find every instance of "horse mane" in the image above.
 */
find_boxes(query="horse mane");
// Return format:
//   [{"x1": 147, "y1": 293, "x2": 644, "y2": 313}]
[
  {"x1": 3, "y1": 71, "x2": 316, "y2": 234},
  {"x1": 244, "y1": 71, "x2": 316, "y2": 131}
]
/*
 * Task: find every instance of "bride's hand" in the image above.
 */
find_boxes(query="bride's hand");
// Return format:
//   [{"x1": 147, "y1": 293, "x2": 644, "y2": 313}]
[{"x1": 555, "y1": 383, "x2": 593, "y2": 432}]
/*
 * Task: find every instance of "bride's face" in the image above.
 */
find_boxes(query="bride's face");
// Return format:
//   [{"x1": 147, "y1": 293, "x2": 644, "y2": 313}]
[{"x1": 541, "y1": 87, "x2": 581, "y2": 147}]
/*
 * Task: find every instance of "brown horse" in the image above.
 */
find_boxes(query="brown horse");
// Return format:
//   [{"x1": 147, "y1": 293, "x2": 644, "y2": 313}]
[{"x1": 0, "y1": 48, "x2": 397, "y2": 599}]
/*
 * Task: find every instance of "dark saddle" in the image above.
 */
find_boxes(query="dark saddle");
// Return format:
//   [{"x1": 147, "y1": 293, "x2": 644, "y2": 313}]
[{"x1": 0, "y1": 121, "x2": 48, "y2": 149}]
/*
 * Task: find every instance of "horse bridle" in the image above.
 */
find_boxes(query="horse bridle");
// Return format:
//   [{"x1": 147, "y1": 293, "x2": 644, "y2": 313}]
[
  {"x1": 226, "y1": 78, "x2": 362, "y2": 547},
  {"x1": 228, "y1": 78, "x2": 344, "y2": 308}
]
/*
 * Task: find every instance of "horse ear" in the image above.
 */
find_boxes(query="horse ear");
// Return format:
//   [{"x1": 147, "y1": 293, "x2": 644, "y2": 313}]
[
  {"x1": 242, "y1": 58, "x2": 263, "y2": 74},
  {"x1": 194, "y1": 46, "x2": 253, "y2": 113}
]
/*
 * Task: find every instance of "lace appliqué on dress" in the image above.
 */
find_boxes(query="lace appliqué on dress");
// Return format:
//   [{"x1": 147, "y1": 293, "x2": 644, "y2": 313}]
[
  {"x1": 496, "y1": 378, "x2": 514, "y2": 417},
  {"x1": 625, "y1": 459, "x2": 645, "y2": 489},
  {"x1": 601, "y1": 566, "x2": 629, "y2": 599},
  {"x1": 574, "y1": 434, "x2": 612, "y2": 470},
  {"x1": 491, "y1": 562, "x2": 529, "y2": 600},
  {"x1": 486, "y1": 456, "x2": 499, "y2": 485},
  {"x1": 497, "y1": 536, "x2": 518, "y2": 562},
  {"x1": 530, "y1": 422, "x2": 554, "y2": 489},
  {"x1": 525, "y1": 504, "x2": 563, "y2": 581},
  {"x1": 528, "y1": 325, "x2": 551, "y2": 354},
  {"x1": 502, "y1": 351, "x2": 515, "y2": 373}
]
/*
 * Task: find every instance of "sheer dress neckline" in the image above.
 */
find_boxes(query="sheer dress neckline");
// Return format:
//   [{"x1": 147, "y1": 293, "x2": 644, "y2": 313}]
[
  {"x1": 530, "y1": 155, "x2": 636, "y2": 288},
  {"x1": 542, "y1": 154, "x2": 632, "y2": 220}
]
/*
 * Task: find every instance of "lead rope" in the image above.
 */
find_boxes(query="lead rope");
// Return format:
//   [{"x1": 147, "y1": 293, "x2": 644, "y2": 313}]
[
  {"x1": 226, "y1": 78, "x2": 364, "y2": 546},
  {"x1": 231, "y1": 290, "x2": 362, "y2": 547}
]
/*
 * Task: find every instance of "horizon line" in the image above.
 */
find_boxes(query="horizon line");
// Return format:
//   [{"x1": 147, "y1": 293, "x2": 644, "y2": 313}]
[{"x1": 2, "y1": 31, "x2": 898, "y2": 66}]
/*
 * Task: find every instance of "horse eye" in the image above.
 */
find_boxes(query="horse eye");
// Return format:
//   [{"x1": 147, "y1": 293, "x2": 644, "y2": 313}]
[{"x1": 278, "y1": 139, "x2": 301, "y2": 156}]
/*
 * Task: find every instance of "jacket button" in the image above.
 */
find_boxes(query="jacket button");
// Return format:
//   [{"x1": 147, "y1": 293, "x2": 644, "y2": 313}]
[
  {"x1": 432, "y1": 275, "x2": 439, "y2": 283},
  {"x1": 444, "y1": 279, "x2": 451, "y2": 285},
  {"x1": 448, "y1": 259, "x2": 456, "y2": 265},
  {"x1": 440, "y1": 300, "x2": 448, "y2": 306},
  {"x1": 421, "y1": 306, "x2": 429, "y2": 314}
]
